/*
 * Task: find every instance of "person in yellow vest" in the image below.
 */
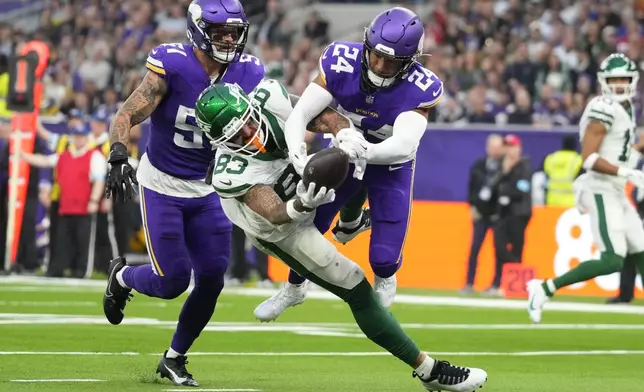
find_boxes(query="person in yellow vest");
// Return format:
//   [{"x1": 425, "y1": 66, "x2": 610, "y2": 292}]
[
  {"x1": 543, "y1": 135, "x2": 583, "y2": 207},
  {"x1": 0, "y1": 55, "x2": 11, "y2": 122}
]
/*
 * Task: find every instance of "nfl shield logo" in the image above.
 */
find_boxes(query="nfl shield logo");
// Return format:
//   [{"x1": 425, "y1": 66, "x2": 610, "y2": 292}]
[{"x1": 365, "y1": 95, "x2": 374, "y2": 104}]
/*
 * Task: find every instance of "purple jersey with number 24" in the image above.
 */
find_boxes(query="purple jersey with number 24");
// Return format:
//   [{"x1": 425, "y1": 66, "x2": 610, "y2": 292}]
[
  {"x1": 145, "y1": 43, "x2": 265, "y2": 180},
  {"x1": 319, "y1": 41, "x2": 442, "y2": 146}
]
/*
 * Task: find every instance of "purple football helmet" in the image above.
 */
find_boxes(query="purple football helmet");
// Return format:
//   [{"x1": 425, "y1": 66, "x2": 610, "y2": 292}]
[
  {"x1": 187, "y1": 0, "x2": 249, "y2": 63},
  {"x1": 362, "y1": 7, "x2": 424, "y2": 88}
]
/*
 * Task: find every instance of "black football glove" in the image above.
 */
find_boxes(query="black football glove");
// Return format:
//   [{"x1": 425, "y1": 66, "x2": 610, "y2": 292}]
[{"x1": 105, "y1": 142, "x2": 138, "y2": 203}]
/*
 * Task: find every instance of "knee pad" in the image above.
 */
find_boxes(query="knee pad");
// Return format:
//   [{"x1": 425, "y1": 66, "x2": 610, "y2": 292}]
[
  {"x1": 158, "y1": 276, "x2": 191, "y2": 299},
  {"x1": 316, "y1": 252, "x2": 365, "y2": 292},
  {"x1": 600, "y1": 252, "x2": 624, "y2": 274}
]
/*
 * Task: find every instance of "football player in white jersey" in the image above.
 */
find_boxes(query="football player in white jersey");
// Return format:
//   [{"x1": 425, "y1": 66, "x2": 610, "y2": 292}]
[
  {"x1": 527, "y1": 53, "x2": 644, "y2": 323},
  {"x1": 195, "y1": 80, "x2": 488, "y2": 392}
]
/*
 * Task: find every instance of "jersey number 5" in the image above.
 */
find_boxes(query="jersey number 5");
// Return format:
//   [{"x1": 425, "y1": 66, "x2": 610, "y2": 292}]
[
  {"x1": 174, "y1": 105, "x2": 205, "y2": 149},
  {"x1": 327, "y1": 44, "x2": 359, "y2": 74}
]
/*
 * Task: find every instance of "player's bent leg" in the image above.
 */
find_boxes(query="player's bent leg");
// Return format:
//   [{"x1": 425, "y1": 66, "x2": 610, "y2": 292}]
[
  {"x1": 257, "y1": 227, "x2": 487, "y2": 391},
  {"x1": 528, "y1": 192, "x2": 626, "y2": 323},
  {"x1": 103, "y1": 186, "x2": 192, "y2": 325},
  {"x1": 332, "y1": 187, "x2": 371, "y2": 244},
  {"x1": 364, "y1": 162, "x2": 414, "y2": 307},
  {"x1": 155, "y1": 195, "x2": 232, "y2": 387},
  {"x1": 286, "y1": 173, "x2": 364, "y2": 288}
]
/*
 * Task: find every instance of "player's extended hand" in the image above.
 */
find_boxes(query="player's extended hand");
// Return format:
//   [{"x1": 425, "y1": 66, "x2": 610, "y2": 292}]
[
  {"x1": 619, "y1": 167, "x2": 644, "y2": 189},
  {"x1": 105, "y1": 142, "x2": 139, "y2": 204},
  {"x1": 289, "y1": 142, "x2": 309, "y2": 176},
  {"x1": 336, "y1": 128, "x2": 368, "y2": 161},
  {"x1": 296, "y1": 181, "x2": 336, "y2": 209}
]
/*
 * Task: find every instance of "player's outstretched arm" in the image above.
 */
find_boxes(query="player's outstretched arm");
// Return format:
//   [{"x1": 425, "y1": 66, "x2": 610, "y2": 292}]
[
  {"x1": 109, "y1": 71, "x2": 167, "y2": 145},
  {"x1": 243, "y1": 182, "x2": 335, "y2": 225},
  {"x1": 289, "y1": 92, "x2": 351, "y2": 134},
  {"x1": 243, "y1": 185, "x2": 311, "y2": 225},
  {"x1": 361, "y1": 107, "x2": 429, "y2": 165},
  {"x1": 581, "y1": 120, "x2": 620, "y2": 175}
]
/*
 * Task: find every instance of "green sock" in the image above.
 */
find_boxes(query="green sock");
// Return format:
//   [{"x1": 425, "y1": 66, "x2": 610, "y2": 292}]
[
  {"x1": 339, "y1": 188, "x2": 368, "y2": 223},
  {"x1": 343, "y1": 279, "x2": 420, "y2": 366},
  {"x1": 629, "y1": 251, "x2": 644, "y2": 289},
  {"x1": 543, "y1": 252, "x2": 624, "y2": 296}
]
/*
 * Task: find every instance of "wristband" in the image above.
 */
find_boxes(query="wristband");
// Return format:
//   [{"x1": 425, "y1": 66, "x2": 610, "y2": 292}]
[
  {"x1": 582, "y1": 152, "x2": 599, "y2": 171},
  {"x1": 286, "y1": 199, "x2": 311, "y2": 222},
  {"x1": 617, "y1": 167, "x2": 629, "y2": 177}
]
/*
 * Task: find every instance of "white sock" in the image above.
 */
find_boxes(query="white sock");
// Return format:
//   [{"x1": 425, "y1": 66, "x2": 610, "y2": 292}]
[
  {"x1": 339, "y1": 214, "x2": 362, "y2": 230},
  {"x1": 546, "y1": 279, "x2": 556, "y2": 294},
  {"x1": 166, "y1": 348, "x2": 184, "y2": 359},
  {"x1": 116, "y1": 266, "x2": 130, "y2": 289},
  {"x1": 414, "y1": 354, "x2": 436, "y2": 380}
]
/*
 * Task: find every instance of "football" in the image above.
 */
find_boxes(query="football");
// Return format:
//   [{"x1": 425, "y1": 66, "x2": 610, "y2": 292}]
[{"x1": 303, "y1": 147, "x2": 350, "y2": 192}]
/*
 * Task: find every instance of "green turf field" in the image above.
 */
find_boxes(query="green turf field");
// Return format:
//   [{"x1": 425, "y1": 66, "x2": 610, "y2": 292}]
[{"x1": 1, "y1": 277, "x2": 643, "y2": 392}]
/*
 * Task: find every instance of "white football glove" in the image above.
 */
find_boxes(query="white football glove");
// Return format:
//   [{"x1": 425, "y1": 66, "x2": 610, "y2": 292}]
[
  {"x1": 336, "y1": 128, "x2": 368, "y2": 161},
  {"x1": 296, "y1": 181, "x2": 336, "y2": 209},
  {"x1": 289, "y1": 142, "x2": 309, "y2": 176},
  {"x1": 619, "y1": 167, "x2": 644, "y2": 189}
]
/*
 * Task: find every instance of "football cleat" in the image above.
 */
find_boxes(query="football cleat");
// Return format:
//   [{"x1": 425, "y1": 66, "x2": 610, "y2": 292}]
[
  {"x1": 156, "y1": 351, "x2": 199, "y2": 387},
  {"x1": 374, "y1": 274, "x2": 397, "y2": 308},
  {"x1": 102, "y1": 256, "x2": 133, "y2": 325},
  {"x1": 414, "y1": 360, "x2": 487, "y2": 392},
  {"x1": 526, "y1": 279, "x2": 549, "y2": 324},
  {"x1": 253, "y1": 281, "x2": 308, "y2": 322},
  {"x1": 332, "y1": 207, "x2": 371, "y2": 244}
]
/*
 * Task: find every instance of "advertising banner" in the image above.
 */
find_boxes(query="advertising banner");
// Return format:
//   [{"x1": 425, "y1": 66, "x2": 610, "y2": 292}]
[{"x1": 268, "y1": 202, "x2": 643, "y2": 298}]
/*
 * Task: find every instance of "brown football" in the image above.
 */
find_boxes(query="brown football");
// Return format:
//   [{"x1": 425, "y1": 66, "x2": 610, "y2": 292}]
[{"x1": 302, "y1": 148, "x2": 350, "y2": 192}]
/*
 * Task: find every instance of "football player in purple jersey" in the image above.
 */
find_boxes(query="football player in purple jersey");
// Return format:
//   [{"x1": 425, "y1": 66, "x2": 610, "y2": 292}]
[
  {"x1": 102, "y1": 0, "x2": 264, "y2": 386},
  {"x1": 257, "y1": 6, "x2": 441, "y2": 312}
]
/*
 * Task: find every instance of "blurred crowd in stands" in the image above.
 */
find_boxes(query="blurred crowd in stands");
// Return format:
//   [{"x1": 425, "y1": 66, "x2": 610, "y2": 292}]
[{"x1": 1, "y1": 0, "x2": 642, "y2": 129}]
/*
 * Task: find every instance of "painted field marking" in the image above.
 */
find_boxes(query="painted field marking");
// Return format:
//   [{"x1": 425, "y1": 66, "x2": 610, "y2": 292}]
[
  {"x1": 163, "y1": 389, "x2": 260, "y2": 392},
  {"x1": 10, "y1": 379, "x2": 105, "y2": 382},
  {"x1": 2, "y1": 275, "x2": 644, "y2": 315},
  {"x1": 2, "y1": 350, "x2": 644, "y2": 357}
]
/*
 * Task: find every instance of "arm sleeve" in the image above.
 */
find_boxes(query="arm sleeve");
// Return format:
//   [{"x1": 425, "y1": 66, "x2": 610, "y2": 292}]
[
  {"x1": 89, "y1": 150, "x2": 108, "y2": 182},
  {"x1": 47, "y1": 154, "x2": 59, "y2": 166},
  {"x1": 365, "y1": 110, "x2": 428, "y2": 164},
  {"x1": 284, "y1": 82, "x2": 334, "y2": 155}
]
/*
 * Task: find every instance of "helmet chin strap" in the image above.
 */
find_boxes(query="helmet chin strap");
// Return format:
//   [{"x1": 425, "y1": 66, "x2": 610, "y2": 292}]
[{"x1": 367, "y1": 69, "x2": 396, "y2": 88}]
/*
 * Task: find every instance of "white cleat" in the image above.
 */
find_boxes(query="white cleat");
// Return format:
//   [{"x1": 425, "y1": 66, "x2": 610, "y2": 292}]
[
  {"x1": 374, "y1": 275, "x2": 397, "y2": 308},
  {"x1": 331, "y1": 207, "x2": 371, "y2": 244},
  {"x1": 415, "y1": 360, "x2": 488, "y2": 392},
  {"x1": 526, "y1": 279, "x2": 549, "y2": 324},
  {"x1": 253, "y1": 281, "x2": 308, "y2": 322}
]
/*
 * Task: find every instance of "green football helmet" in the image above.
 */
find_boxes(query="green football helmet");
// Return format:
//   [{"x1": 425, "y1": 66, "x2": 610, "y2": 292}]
[
  {"x1": 597, "y1": 53, "x2": 639, "y2": 102},
  {"x1": 195, "y1": 82, "x2": 267, "y2": 156}
]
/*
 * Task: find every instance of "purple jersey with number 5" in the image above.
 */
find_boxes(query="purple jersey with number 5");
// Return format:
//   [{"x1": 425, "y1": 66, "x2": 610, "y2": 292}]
[
  {"x1": 145, "y1": 43, "x2": 264, "y2": 180},
  {"x1": 319, "y1": 41, "x2": 442, "y2": 146}
]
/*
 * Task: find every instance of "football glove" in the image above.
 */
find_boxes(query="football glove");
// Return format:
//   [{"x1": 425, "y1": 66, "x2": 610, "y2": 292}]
[
  {"x1": 289, "y1": 142, "x2": 310, "y2": 176},
  {"x1": 336, "y1": 128, "x2": 368, "y2": 161},
  {"x1": 619, "y1": 167, "x2": 644, "y2": 190},
  {"x1": 105, "y1": 142, "x2": 138, "y2": 203},
  {"x1": 296, "y1": 180, "x2": 335, "y2": 209}
]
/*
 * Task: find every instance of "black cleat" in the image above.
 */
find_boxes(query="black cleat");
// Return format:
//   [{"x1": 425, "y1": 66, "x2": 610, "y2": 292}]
[
  {"x1": 102, "y1": 256, "x2": 133, "y2": 325},
  {"x1": 156, "y1": 351, "x2": 199, "y2": 387},
  {"x1": 414, "y1": 359, "x2": 487, "y2": 392},
  {"x1": 331, "y1": 207, "x2": 371, "y2": 244}
]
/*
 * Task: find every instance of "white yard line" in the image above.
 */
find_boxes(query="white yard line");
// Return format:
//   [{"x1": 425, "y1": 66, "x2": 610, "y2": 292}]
[
  {"x1": 2, "y1": 275, "x2": 643, "y2": 315},
  {"x1": 163, "y1": 390, "x2": 260, "y2": 392},
  {"x1": 2, "y1": 350, "x2": 644, "y2": 357},
  {"x1": 10, "y1": 379, "x2": 105, "y2": 382}
]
